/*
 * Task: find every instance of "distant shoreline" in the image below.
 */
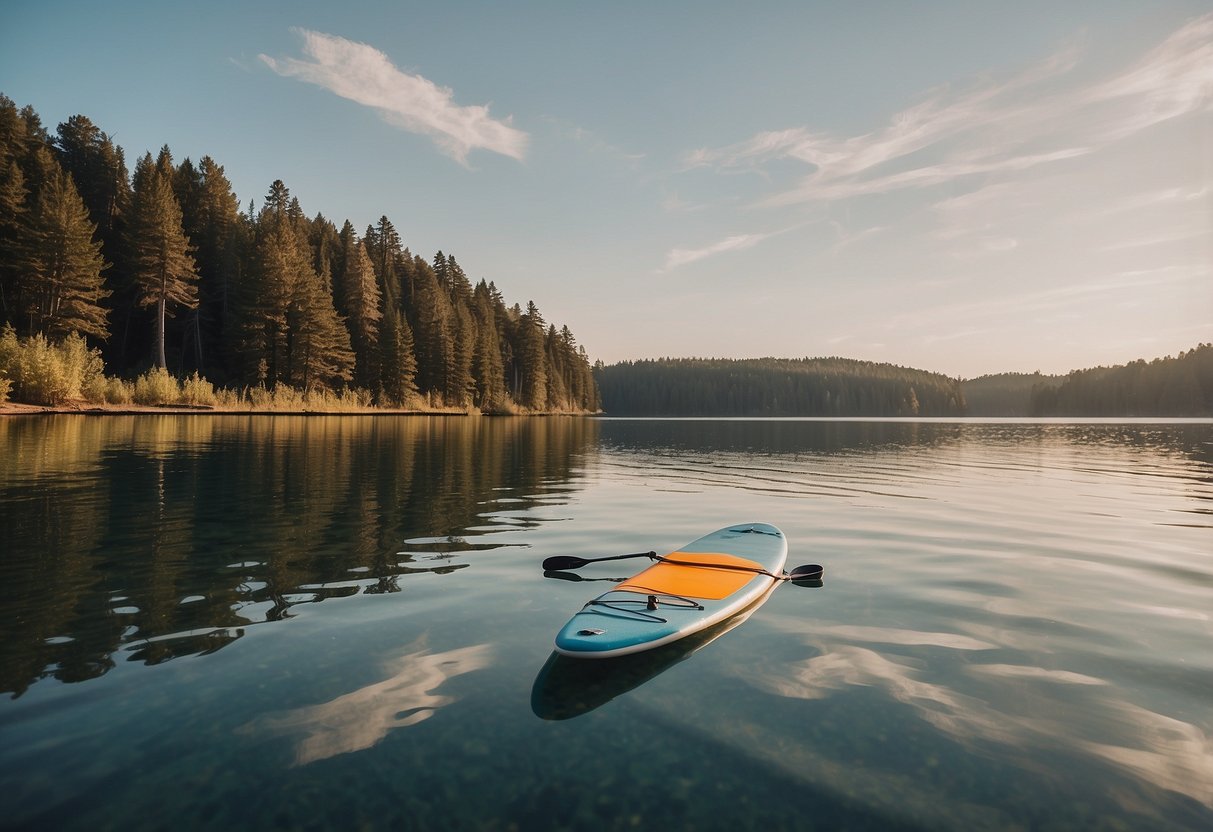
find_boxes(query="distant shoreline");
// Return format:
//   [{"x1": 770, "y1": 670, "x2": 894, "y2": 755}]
[{"x1": 3, "y1": 403, "x2": 1206, "y2": 422}]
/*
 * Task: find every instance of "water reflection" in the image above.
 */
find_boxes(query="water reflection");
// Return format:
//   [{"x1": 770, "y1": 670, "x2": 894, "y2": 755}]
[
  {"x1": 755, "y1": 627, "x2": 1213, "y2": 816},
  {"x1": 241, "y1": 641, "x2": 492, "y2": 765},
  {"x1": 0, "y1": 415, "x2": 597, "y2": 697},
  {"x1": 532, "y1": 583, "x2": 778, "y2": 719},
  {"x1": 0, "y1": 417, "x2": 1210, "y2": 830}
]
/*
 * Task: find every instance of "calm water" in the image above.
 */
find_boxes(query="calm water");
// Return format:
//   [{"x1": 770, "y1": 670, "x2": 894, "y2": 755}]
[{"x1": 1, "y1": 415, "x2": 1211, "y2": 831}]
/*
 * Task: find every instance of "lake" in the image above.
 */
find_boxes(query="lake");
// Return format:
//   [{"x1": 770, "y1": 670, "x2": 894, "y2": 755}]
[{"x1": 1, "y1": 415, "x2": 1210, "y2": 831}]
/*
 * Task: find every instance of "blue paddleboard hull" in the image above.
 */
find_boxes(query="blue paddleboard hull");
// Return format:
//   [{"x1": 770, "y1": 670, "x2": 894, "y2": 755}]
[{"x1": 553, "y1": 523, "x2": 787, "y2": 658}]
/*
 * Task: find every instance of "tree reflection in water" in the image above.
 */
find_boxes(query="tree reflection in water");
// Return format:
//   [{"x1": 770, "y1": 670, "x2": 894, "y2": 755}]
[{"x1": 0, "y1": 414, "x2": 596, "y2": 697}]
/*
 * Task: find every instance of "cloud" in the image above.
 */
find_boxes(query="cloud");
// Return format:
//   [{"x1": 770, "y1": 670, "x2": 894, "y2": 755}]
[
  {"x1": 828, "y1": 221, "x2": 886, "y2": 254},
  {"x1": 549, "y1": 118, "x2": 646, "y2": 165},
  {"x1": 261, "y1": 28, "x2": 527, "y2": 163},
  {"x1": 685, "y1": 14, "x2": 1213, "y2": 206},
  {"x1": 662, "y1": 230, "x2": 777, "y2": 271},
  {"x1": 1087, "y1": 14, "x2": 1213, "y2": 139}
]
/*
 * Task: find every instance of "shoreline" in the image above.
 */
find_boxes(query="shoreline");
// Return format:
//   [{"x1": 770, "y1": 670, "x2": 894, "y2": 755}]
[{"x1": 0, "y1": 402, "x2": 595, "y2": 417}]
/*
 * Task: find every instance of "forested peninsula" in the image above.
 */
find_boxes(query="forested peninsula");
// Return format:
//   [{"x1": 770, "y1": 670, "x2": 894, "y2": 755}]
[
  {"x1": 595, "y1": 357, "x2": 967, "y2": 417},
  {"x1": 594, "y1": 346, "x2": 1213, "y2": 417},
  {"x1": 0, "y1": 95, "x2": 599, "y2": 413}
]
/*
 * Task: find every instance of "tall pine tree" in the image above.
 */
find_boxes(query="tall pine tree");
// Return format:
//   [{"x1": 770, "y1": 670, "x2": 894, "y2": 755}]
[
  {"x1": 471, "y1": 280, "x2": 507, "y2": 411},
  {"x1": 379, "y1": 307, "x2": 418, "y2": 406},
  {"x1": 0, "y1": 158, "x2": 27, "y2": 326},
  {"x1": 336, "y1": 222, "x2": 382, "y2": 390},
  {"x1": 286, "y1": 264, "x2": 354, "y2": 391},
  {"x1": 128, "y1": 152, "x2": 198, "y2": 369},
  {"x1": 18, "y1": 157, "x2": 110, "y2": 340},
  {"x1": 518, "y1": 301, "x2": 548, "y2": 411}
]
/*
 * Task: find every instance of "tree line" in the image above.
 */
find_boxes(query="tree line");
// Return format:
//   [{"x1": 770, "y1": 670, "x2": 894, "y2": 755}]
[
  {"x1": 0, "y1": 95, "x2": 599, "y2": 412},
  {"x1": 596, "y1": 348, "x2": 1213, "y2": 417},
  {"x1": 594, "y1": 357, "x2": 967, "y2": 416},
  {"x1": 1028, "y1": 344, "x2": 1213, "y2": 416},
  {"x1": 961, "y1": 372, "x2": 1063, "y2": 416}
]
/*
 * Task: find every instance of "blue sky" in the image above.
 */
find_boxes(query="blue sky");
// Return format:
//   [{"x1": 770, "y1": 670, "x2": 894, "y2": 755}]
[{"x1": 3, "y1": 0, "x2": 1210, "y2": 376}]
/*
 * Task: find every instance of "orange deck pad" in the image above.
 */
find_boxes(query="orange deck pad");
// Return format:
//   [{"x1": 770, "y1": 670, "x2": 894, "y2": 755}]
[{"x1": 616, "y1": 552, "x2": 765, "y2": 600}]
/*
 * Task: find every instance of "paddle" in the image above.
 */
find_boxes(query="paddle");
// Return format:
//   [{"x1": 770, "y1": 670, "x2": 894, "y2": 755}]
[
  {"x1": 542, "y1": 552, "x2": 824, "y2": 583},
  {"x1": 541, "y1": 551, "x2": 657, "y2": 571}
]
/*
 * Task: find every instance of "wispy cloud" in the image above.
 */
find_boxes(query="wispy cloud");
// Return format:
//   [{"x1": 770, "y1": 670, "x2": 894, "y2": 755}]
[
  {"x1": 893, "y1": 265, "x2": 1207, "y2": 330},
  {"x1": 261, "y1": 28, "x2": 527, "y2": 164},
  {"x1": 1074, "y1": 185, "x2": 1210, "y2": 223},
  {"x1": 685, "y1": 15, "x2": 1213, "y2": 206},
  {"x1": 545, "y1": 117, "x2": 646, "y2": 165},
  {"x1": 663, "y1": 231, "x2": 776, "y2": 271},
  {"x1": 1099, "y1": 227, "x2": 1210, "y2": 253},
  {"x1": 827, "y1": 221, "x2": 886, "y2": 254}
]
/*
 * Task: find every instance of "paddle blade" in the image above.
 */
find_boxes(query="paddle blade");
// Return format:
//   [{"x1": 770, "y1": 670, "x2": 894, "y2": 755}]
[
  {"x1": 787, "y1": 564, "x2": 824, "y2": 583},
  {"x1": 544, "y1": 570, "x2": 585, "y2": 582},
  {"x1": 542, "y1": 555, "x2": 588, "y2": 571},
  {"x1": 544, "y1": 570, "x2": 625, "y2": 584}
]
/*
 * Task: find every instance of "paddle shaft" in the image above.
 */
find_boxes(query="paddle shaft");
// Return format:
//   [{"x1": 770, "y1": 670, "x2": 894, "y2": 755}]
[{"x1": 543, "y1": 551, "x2": 822, "y2": 582}]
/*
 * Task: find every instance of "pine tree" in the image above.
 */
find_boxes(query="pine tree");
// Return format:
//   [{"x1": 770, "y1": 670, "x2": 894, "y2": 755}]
[
  {"x1": 0, "y1": 97, "x2": 53, "y2": 187},
  {"x1": 19, "y1": 159, "x2": 110, "y2": 339},
  {"x1": 231, "y1": 182, "x2": 297, "y2": 384},
  {"x1": 370, "y1": 215, "x2": 404, "y2": 307},
  {"x1": 545, "y1": 324, "x2": 569, "y2": 410},
  {"x1": 231, "y1": 180, "x2": 355, "y2": 392},
  {"x1": 337, "y1": 223, "x2": 382, "y2": 390},
  {"x1": 128, "y1": 152, "x2": 198, "y2": 369},
  {"x1": 446, "y1": 255, "x2": 472, "y2": 306},
  {"x1": 410, "y1": 258, "x2": 451, "y2": 400},
  {"x1": 181, "y1": 156, "x2": 242, "y2": 379},
  {"x1": 309, "y1": 213, "x2": 341, "y2": 293},
  {"x1": 286, "y1": 265, "x2": 354, "y2": 391},
  {"x1": 379, "y1": 307, "x2": 418, "y2": 406},
  {"x1": 471, "y1": 280, "x2": 507, "y2": 411},
  {"x1": 518, "y1": 301, "x2": 547, "y2": 410},
  {"x1": 54, "y1": 114, "x2": 128, "y2": 257},
  {"x1": 448, "y1": 302, "x2": 476, "y2": 406},
  {"x1": 0, "y1": 158, "x2": 27, "y2": 326}
]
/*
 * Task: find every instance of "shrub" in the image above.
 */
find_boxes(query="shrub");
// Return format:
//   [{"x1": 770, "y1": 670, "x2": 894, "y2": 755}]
[
  {"x1": 180, "y1": 372, "x2": 216, "y2": 406},
  {"x1": 271, "y1": 384, "x2": 306, "y2": 410},
  {"x1": 0, "y1": 326, "x2": 17, "y2": 378},
  {"x1": 0, "y1": 372, "x2": 10, "y2": 405},
  {"x1": 59, "y1": 332, "x2": 105, "y2": 396},
  {"x1": 133, "y1": 367, "x2": 180, "y2": 405},
  {"x1": 0, "y1": 328, "x2": 105, "y2": 406},
  {"x1": 246, "y1": 385, "x2": 274, "y2": 410},
  {"x1": 104, "y1": 377, "x2": 134, "y2": 404},
  {"x1": 340, "y1": 387, "x2": 373, "y2": 410},
  {"x1": 214, "y1": 387, "x2": 244, "y2": 409},
  {"x1": 301, "y1": 386, "x2": 373, "y2": 412},
  {"x1": 20, "y1": 335, "x2": 73, "y2": 405},
  {"x1": 82, "y1": 373, "x2": 109, "y2": 403}
]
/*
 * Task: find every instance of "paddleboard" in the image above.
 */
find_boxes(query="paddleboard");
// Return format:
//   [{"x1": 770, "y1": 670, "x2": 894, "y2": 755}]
[{"x1": 553, "y1": 523, "x2": 788, "y2": 658}]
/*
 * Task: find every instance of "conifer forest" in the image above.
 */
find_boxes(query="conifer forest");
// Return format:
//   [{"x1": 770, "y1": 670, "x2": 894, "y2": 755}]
[{"x1": 0, "y1": 95, "x2": 599, "y2": 413}]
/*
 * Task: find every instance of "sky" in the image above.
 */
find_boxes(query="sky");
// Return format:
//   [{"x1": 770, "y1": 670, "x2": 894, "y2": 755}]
[{"x1": 2, "y1": 0, "x2": 1211, "y2": 377}]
